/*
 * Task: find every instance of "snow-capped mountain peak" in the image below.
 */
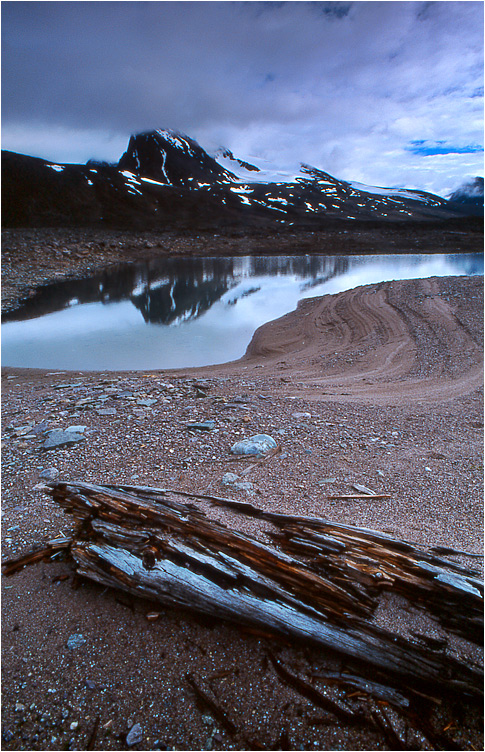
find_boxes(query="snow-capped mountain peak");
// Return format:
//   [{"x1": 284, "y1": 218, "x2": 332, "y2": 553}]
[{"x1": 2, "y1": 128, "x2": 482, "y2": 229}]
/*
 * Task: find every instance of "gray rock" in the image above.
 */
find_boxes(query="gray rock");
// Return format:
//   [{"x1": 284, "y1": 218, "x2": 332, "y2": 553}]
[
  {"x1": 234, "y1": 481, "x2": 254, "y2": 494},
  {"x1": 66, "y1": 634, "x2": 86, "y2": 650},
  {"x1": 185, "y1": 421, "x2": 215, "y2": 431},
  {"x1": 230, "y1": 434, "x2": 277, "y2": 457},
  {"x1": 221, "y1": 472, "x2": 239, "y2": 486},
  {"x1": 126, "y1": 723, "x2": 143, "y2": 747},
  {"x1": 38, "y1": 467, "x2": 59, "y2": 481},
  {"x1": 43, "y1": 430, "x2": 85, "y2": 450},
  {"x1": 352, "y1": 483, "x2": 375, "y2": 495},
  {"x1": 31, "y1": 420, "x2": 50, "y2": 436},
  {"x1": 292, "y1": 412, "x2": 312, "y2": 420},
  {"x1": 136, "y1": 399, "x2": 157, "y2": 407},
  {"x1": 66, "y1": 425, "x2": 87, "y2": 433},
  {"x1": 96, "y1": 408, "x2": 117, "y2": 416}
]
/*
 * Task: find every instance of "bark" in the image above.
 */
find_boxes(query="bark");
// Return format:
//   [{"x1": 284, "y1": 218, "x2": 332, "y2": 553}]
[{"x1": 4, "y1": 480, "x2": 483, "y2": 705}]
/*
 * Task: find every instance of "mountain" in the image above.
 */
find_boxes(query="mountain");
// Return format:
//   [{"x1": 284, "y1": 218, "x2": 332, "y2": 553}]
[
  {"x1": 2, "y1": 129, "x2": 483, "y2": 229},
  {"x1": 447, "y1": 177, "x2": 484, "y2": 217}
]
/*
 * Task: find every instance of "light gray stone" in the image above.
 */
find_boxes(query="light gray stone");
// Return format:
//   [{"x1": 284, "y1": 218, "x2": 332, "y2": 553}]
[
  {"x1": 38, "y1": 467, "x2": 59, "y2": 481},
  {"x1": 230, "y1": 434, "x2": 277, "y2": 457},
  {"x1": 126, "y1": 723, "x2": 143, "y2": 747},
  {"x1": 221, "y1": 472, "x2": 239, "y2": 486},
  {"x1": 67, "y1": 634, "x2": 86, "y2": 650}
]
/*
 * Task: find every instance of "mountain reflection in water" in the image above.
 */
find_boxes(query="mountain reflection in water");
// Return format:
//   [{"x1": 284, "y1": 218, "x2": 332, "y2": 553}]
[
  {"x1": 3, "y1": 256, "x2": 351, "y2": 325},
  {"x1": 2, "y1": 253, "x2": 482, "y2": 371}
]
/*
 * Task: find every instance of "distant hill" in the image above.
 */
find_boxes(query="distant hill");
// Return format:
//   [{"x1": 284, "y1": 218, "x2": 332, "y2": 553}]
[{"x1": 447, "y1": 177, "x2": 484, "y2": 217}]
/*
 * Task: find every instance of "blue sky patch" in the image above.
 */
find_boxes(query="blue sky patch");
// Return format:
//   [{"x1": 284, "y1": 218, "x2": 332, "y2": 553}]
[{"x1": 408, "y1": 140, "x2": 484, "y2": 156}]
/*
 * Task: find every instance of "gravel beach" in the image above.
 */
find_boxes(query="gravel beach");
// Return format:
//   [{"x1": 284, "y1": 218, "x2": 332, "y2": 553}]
[{"x1": 1, "y1": 229, "x2": 483, "y2": 751}]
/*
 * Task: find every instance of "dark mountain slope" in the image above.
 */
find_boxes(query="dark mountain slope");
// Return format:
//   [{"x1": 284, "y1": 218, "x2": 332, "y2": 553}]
[{"x1": 2, "y1": 129, "x2": 482, "y2": 230}]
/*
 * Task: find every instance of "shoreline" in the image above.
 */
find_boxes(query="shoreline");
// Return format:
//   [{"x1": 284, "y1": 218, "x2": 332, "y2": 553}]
[
  {"x1": 1, "y1": 233, "x2": 483, "y2": 750},
  {"x1": 2, "y1": 224, "x2": 482, "y2": 314}
]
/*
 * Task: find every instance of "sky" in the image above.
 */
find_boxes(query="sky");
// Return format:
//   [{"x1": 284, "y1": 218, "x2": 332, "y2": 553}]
[{"x1": 2, "y1": 1, "x2": 483, "y2": 197}]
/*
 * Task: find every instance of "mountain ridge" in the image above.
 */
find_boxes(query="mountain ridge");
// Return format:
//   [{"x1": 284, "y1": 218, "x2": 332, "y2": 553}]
[{"x1": 2, "y1": 128, "x2": 483, "y2": 229}]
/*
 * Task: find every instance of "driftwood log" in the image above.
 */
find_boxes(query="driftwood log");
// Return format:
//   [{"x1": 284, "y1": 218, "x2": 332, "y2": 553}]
[{"x1": 3, "y1": 481, "x2": 483, "y2": 711}]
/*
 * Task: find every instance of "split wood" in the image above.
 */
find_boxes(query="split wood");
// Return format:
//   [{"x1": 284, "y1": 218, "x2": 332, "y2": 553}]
[{"x1": 3, "y1": 480, "x2": 483, "y2": 708}]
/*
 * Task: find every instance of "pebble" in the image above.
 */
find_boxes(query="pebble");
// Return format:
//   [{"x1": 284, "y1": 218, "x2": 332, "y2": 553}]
[
  {"x1": 126, "y1": 723, "x2": 143, "y2": 747},
  {"x1": 38, "y1": 467, "x2": 59, "y2": 481},
  {"x1": 230, "y1": 434, "x2": 277, "y2": 457},
  {"x1": 185, "y1": 421, "x2": 215, "y2": 431},
  {"x1": 221, "y1": 472, "x2": 239, "y2": 486},
  {"x1": 352, "y1": 483, "x2": 375, "y2": 495},
  {"x1": 234, "y1": 481, "x2": 255, "y2": 494},
  {"x1": 136, "y1": 399, "x2": 157, "y2": 407},
  {"x1": 43, "y1": 430, "x2": 85, "y2": 450},
  {"x1": 96, "y1": 408, "x2": 117, "y2": 416},
  {"x1": 66, "y1": 634, "x2": 86, "y2": 650}
]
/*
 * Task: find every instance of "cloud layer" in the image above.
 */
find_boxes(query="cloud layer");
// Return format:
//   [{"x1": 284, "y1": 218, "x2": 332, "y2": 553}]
[{"x1": 2, "y1": 1, "x2": 483, "y2": 195}]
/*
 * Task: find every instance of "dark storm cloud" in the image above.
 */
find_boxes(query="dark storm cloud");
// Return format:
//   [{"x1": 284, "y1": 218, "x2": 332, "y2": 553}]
[{"x1": 2, "y1": 1, "x2": 483, "y2": 195}]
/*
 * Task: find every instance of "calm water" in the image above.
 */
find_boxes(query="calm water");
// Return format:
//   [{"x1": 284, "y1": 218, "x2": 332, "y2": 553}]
[{"x1": 2, "y1": 254, "x2": 482, "y2": 371}]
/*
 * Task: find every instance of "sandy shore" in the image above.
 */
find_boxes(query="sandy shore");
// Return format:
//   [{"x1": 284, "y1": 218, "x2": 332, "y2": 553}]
[{"x1": 1, "y1": 233, "x2": 483, "y2": 751}]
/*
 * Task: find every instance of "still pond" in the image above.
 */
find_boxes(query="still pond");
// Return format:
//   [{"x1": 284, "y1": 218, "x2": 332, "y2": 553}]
[{"x1": 2, "y1": 253, "x2": 482, "y2": 371}]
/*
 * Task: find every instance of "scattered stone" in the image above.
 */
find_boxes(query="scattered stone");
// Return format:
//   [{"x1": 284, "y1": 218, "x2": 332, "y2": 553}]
[
  {"x1": 126, "y1": 723, "x2": 143, "y2": 747},
  {"x1": 292, "y1": 412, "x2": 311, "y2": 420},
  {"x1": 75, "y1": 397, "x2": 96, "y2": 407},
  {"x1": 146, "y1": 612, "x2": 161, "y2": 621},
  {"x1": 13, "y1": 424, "x2": 34, "y2": 437},
  {"x1": 231, "y1": 434, "x2": 277, "y2": 457},
  {"x1": 85, "y1": 680, "x2": 96, "y2": 690},
  {"x1": 38, "y1": 467, "x2": 59, "y2": 481},
  {"x1": 2, "y1": 729, "x2": 14, "y2": 743},
  {"x1": 221, "y1": 472, "x2": 239, "y2": 486},
  {"x1": 352, "y1": 483, "x2": 375, "y2": 495},
  {"x1": 96, "y1": 408, "x2": 117, "y2": 416},
  {"x1": 234, "y1": 481, "x2": 255, "y2": 494},
  {"x1": 31, "y1": 420, "x2": 50, "y2": 435},
  {"x1": 66, "y1": 634, "x2": 86, "y2": 650},
  {"x1": 70, "y1": 722, "x2": 79, "y2": 731},
  {"x1": 43, "y1": 430, "x2": 85, "y2": 450},
  {"x1": 185, "y1": 421, "x2": 215, "y2": 431},
  {"x1": 66, "y1": 425, "x2": 87, "y2": 433},
  {"x1": 318, "y1": 478, "x2": 337, "y2": 485},
  {"x1": 136, "y1": 399, "x2": 157, "y2": 407},
  {"x1": 15, "y1": 703, "x2": 25, "y2": 712}
]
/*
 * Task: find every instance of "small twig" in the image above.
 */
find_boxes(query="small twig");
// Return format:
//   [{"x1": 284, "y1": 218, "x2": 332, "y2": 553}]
[
  {"x1": 239, "y1": 445, "x2": 282, "y2": 476},
  {"x1": 326, "y1": 494, "x2": 391, "y2": 500},
  {"x1": 186, "y1": 672, "x2": 237, "y2": 735},
  {"x1": 86, "y1": 716, "x2": 100, "y2": 751}
]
